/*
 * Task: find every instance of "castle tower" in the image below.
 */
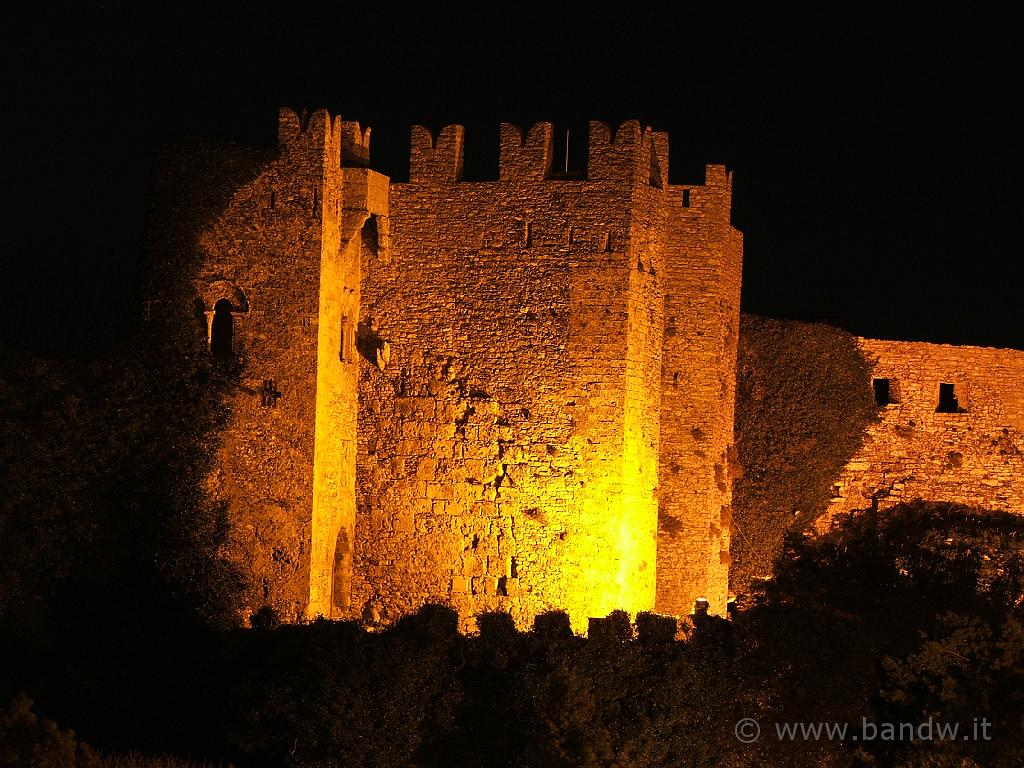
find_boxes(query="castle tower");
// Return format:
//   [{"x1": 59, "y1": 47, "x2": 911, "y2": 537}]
[
  {"x1": 161, "y1": 108, "x2": 741, "y2": 630},
  {"x1": 350, "y1": 118, "x2": 742, "y2": 631},
  {"x1": 313, "y1": 119, "x2": 389, "y2": 618},
  {"x1": 189, "y1": 108, "x2": 370, "y2": 621},
  {"x1": 656, "y1": 167, "x2": 743, "y2": 617}
]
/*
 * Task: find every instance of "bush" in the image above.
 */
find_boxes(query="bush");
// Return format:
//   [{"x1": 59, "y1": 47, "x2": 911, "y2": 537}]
[
  {"x1": 0, "y1": 694, "x2": 99, "y2": 768},
  {"x1": 869, "y1": 614, "x2": 1024, "y2": 767}
]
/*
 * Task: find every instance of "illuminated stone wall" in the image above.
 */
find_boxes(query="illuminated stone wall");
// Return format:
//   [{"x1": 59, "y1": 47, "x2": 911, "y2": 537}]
[
  {"x1": 308, "y1": 125, "x2": 388, "y2": 620},
  {"x1": 181, "y1": 110, "x2": 743, "y2": 630},
  {"x1": 656, "y1": 170, "x2": 743, "y2": 616},
  {"x1": 822, "y1": 339, "x2": 1024, "y2": 525},
  {"x1": 357, "y1": 123, "x2": 634, "y2": 631},
  {"x1": 168, "y1": 108, "x2": 1024, "y2": 631},
  {"x1": 349, "y1": 121, "x2": 742, "y2": 631}
]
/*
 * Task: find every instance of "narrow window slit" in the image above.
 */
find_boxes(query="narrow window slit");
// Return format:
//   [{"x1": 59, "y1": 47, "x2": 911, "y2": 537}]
[{"x1": 340, "y1": 315, "x2": 351, "y2": 362}]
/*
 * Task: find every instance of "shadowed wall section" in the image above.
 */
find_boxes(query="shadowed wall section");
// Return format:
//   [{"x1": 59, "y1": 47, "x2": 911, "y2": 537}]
[
  {"x1": 729, "y1": 317, "x2": 879, "y2": 599},
  {"x1": 192, "y1": 109, "x2": 361, "y2": 621},
  {"x1": 728, "y1": 321, "x2": 1024, "y2": 602}
]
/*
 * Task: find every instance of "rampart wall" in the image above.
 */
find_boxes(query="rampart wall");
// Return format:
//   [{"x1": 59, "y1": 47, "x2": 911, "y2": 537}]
[{"x1": 823, "y1": 339, "x2": 1024, "y2": 525}]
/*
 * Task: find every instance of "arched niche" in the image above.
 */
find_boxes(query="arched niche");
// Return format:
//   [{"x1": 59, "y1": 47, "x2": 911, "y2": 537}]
[
  {"x1": 197, "y1": 279, "x2": 249, "y2": 314},
  {"x1": 195, "y1": 279, "x2": 248, "y2": 355}
]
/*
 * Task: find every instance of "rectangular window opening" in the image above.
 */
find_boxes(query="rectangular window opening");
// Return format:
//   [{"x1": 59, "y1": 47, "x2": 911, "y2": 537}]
[
  {"x1": 937, "y1": 382, "x2": 962, "y2": 413},
  {"x1": 873, "y1": 378, "x2": 891, "y2": 406}
]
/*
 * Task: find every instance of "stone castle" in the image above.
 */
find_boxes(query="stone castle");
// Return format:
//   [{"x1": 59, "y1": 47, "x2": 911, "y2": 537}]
[{"x1": 159, "y1": 107, "x2": 1024, "y2": 632}]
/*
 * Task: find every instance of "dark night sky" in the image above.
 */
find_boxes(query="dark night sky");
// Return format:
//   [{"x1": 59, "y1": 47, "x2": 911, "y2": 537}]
[{"x1": 3, "y1": 5, "x2": 1021, "y2": 355}]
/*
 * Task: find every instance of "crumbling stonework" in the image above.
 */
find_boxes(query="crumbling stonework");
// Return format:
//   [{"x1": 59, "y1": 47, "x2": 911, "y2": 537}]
[{"x1": 822, "y1": 339, "x2": 1024, "y2": 526}]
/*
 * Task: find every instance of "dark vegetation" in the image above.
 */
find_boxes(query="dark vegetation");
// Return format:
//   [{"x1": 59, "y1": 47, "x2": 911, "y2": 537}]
[
  {"x1": 0, "y1": 694, "x2": 100, "y2": 768},
  {"x1": 0, "y1": 339, "x2": 238, "y2": 761},
  {"x1": 3, "y1": 500, "x2": 1022, "y2": 767},
  {"x1": 731, "y1": 314, "x2": 880, "y2": 599},
  {"x1": 0, "y1": 145, "x2": 267, "y2": 759}
]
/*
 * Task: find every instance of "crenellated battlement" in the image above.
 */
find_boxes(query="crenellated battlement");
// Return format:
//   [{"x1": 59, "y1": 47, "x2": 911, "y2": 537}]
[
  {"x1": 340, "y1": 121, "x2": 371, "y2": 168},
  {"x1": 648, "y1": 129, "x2": 669, "y2": 189},
  {"x1": 668, "y1": 165, "x2": 733, "y2": 222},
  {"x1": 499, "y1": 123, "x2": 553, "y2": 180},
  {"x1": 407, "y1": 118, "x2": 671, "y2": 186},
  {"x1": 276, "y1": 110, "x2": 682, "y2": 190},
  {"x1": 587, "y1": 121, "x2": 666, "y2": 186},
  {"x1": 409, "y1": 124, "x2": 465, "y2": 183},
  {"x1": 278, "y1": 107, "x2": 335, "y2": 146},
  {"x1": 587, "y1": 120, "x2": 639, "y2": 181},
  {"x1": 277, "y1": 107, "x2": 355, "y2": 172}
]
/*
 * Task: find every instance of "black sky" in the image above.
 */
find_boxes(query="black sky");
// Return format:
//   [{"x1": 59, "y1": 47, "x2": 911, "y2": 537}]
[{"x1": 4, "y1": 5, "x2": 1021, "y2": 355}]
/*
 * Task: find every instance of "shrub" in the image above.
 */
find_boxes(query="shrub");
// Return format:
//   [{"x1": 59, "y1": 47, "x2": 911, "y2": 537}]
[{"x1": 0, "y1": 694, "x2": 99, "y2": 768}]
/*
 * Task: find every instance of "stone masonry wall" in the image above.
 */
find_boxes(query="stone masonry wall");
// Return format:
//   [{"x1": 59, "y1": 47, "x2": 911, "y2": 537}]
[
  {"x1": 194, "y1": 108, "x2": 363, "y2": 623},
  {"x1": 352, "y1": 122, "x2": 681, "y2": 632},
  {"x1": 822, "y1": 339, "x2": 1024, "y2": 526},
  {"x1": 307, "y1": 120, "x2": 384, "y2": 619},
  {"x1": 656, "y1": 169, "x2": 743, "y2": 616},
  {"x1": 178, "y1": 109, "x2": 744, "y2": 631},
  {"x1": 621, "y1": 169, "x2": 667, "y2": 626},
  {"x1": 165, "y1": 107, "x2": 1024, "y2": 630}
]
